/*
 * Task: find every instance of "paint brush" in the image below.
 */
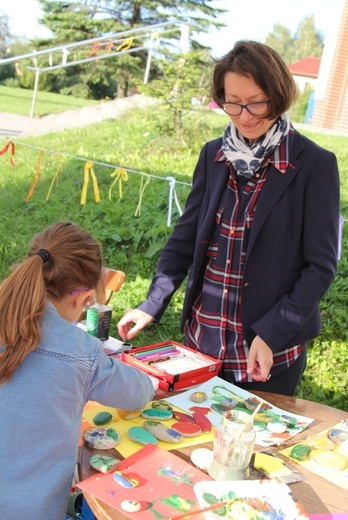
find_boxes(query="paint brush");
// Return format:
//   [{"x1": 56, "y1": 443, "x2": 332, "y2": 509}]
[
  {"x1": 169, "y1": 500, "x2": 232, "y2": 520},
  {"x1": 248, "y1": 399, "x2": 264, "y2": 423}
]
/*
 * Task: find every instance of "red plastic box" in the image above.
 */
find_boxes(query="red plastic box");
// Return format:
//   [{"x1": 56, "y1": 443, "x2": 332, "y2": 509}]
[{"x1": 121, "y1": 340, "x2": 221, "y2": 391}]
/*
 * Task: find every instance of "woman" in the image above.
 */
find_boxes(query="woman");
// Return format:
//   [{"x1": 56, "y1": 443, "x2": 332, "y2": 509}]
[
  {"x1": 0, "y1": 221, "x2": 154, "y2": 520},
  {"x1": 117, "y1": 40, "x2": 340, "y2": 396}
]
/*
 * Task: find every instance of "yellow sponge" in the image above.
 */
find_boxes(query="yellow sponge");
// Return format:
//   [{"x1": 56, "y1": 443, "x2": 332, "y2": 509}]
[{"x1": 254, "y1": 453, "x2": 293, "y2": 478}]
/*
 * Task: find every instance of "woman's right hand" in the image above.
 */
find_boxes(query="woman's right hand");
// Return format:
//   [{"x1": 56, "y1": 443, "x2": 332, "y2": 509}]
[{"x1": 117, "y1": 309, "x2": 154, "y2": 341}]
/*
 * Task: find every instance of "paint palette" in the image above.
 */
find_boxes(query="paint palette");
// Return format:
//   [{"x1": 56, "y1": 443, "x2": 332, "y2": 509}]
[{"x1": 194, "y1": 480, "x2": 309, "y2": 519}]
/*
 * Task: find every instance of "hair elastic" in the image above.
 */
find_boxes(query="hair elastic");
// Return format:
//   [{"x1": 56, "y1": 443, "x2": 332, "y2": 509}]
[{"x1": 36, "y1": 248, "x2": 52, "y2": 263}]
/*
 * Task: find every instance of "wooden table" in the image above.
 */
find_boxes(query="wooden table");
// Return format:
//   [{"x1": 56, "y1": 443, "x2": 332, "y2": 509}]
[{"x1": 79, "y1": 391, "x2": 348, "y2": 518}]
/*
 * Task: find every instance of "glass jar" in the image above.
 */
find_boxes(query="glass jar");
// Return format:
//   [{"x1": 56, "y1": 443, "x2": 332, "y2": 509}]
[{"x1": 208, "y1": 410, "x2": 256, "y2": 480}]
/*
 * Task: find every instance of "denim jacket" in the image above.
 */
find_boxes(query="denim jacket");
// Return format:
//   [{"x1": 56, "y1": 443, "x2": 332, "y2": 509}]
[{"x1": 0, "y1": 302, "x2": 154, "y2": 520}]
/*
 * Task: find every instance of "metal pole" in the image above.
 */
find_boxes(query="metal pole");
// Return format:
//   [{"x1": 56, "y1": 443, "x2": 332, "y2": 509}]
[
  {"x1": 143, "y1": 47, "x2": 153, "y2": 84},
  {"x1": 30, "y1": 69, "x2": 40, "y2": 118},
  {"x1": 0, "y1": 21, "x2": 184, "y2": 65}
]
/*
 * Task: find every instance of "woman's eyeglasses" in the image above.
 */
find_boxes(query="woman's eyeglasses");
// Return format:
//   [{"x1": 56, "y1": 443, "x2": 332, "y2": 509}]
[
  {"x1": 71, "y1": 287, "x2": 96, "y2": 312},
  {"x1": 222, "y1": 100, "x2": 270, "y2": 116}
]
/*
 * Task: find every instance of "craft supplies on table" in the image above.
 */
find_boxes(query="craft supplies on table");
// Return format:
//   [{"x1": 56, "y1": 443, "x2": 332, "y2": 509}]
[
  {"x1": 121, "y1": 341, "x2": 221, "y2": 391},
  {"x1": 165, "y1": 376, "x2": 314, "y2": 447},
  {"x1": 82, "y1": 402, "x2": 215, "y2": 459}
]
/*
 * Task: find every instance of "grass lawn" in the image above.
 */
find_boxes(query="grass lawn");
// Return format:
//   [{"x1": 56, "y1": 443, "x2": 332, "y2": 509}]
[{"x1": 0, "y1": 85, "x2": 99, "y2": 117}]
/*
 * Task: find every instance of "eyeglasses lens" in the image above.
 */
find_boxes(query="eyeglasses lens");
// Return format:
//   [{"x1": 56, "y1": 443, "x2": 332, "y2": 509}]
[{"x1": 223, "y1": 102, "x2": 269, "y2": 116}]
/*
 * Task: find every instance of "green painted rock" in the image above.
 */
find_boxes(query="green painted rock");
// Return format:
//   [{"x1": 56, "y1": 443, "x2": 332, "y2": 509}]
[
  {"x1": 141, "y1": 408, "x2": 173, "y2": 420},
  {"x1": 290, "y1": 443, "x2": 311, "y2": 461},
  {"x1": 93, "y1": 411, "x2": 112, "y2": 425},
  {"x1": 128, "y1": 426, "x2": 158, "y2": 445},
  {"x1": 90, "y1": 454, "x2": 120, "y2": 474}
]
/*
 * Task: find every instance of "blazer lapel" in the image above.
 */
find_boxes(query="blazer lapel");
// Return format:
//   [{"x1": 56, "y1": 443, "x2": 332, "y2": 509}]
[{"x1": 247, "y1": 158, "x2": 301, "y2": 255}]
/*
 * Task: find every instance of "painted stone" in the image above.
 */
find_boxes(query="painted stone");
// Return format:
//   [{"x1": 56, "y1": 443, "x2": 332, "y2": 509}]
[
  {"x1": 117, "y1": 408, "x2": 142, "y2": 420},
  {"x1": 190, "y1": 391, "x2": 208, "y2": 403},
  {"x1": 90, "y1": 454, "x2": 121, "y2": 474},
  {"x1": 143, "y1": 420, "x2": 183, "y2": 443},
  {"x1": 310, "y1": 449, "x2": 347, "y2": 470},
  {"x1": 121, "y1": 500, "x2": 142, "y2": 513},
  {"x1": 172, "y1": 410, "x2": 195, "y2": 423},
  {"x1": 190, "y1": 448, "x2": 214, "y2": 471},
  {"x1": 83, "y1": 427, "x2": 121, "y2": 450},
  {"x1": 220, "y1": 397, "x2": 238, "y2": 408},
  {"x1": 211, "y1": 403, "x2": 233, "y2": 415},
  {"x1": 306, "y1": 434, "x2": 334, "y2": 451},
  {"x1": 243, "y1": 398, "x2": 265, "y2": 412},
  {"x1": 141, "y1": 408, "x2": 173, "y2": 420},
  {"x1": 113, "y1": 470, "x2": 139, "y2": 488},
  {"x1": 93, "y1": 411, "x2": 112, "y2": 425},
  {"x1": 128, "y1": 426, "x2": 158, "y2": 445},
  {"x1": 191, "y1": 409, "x2": 212, "y2": 433},
  {"x1": 328, "y1": 428, "x2": 348, "y2": 445},
  {"x1": 171, "y1": 421, "x2": 202, "y2": 438},
  {"x1": 151, "y1": 399, "x2": 173, "y2": 411},
  {"x1": 290, "y1": 443, "x2": 311, "y2": 461},
  {"x1": 267, "y1": 420, "x2": 288, "y2": 433}
]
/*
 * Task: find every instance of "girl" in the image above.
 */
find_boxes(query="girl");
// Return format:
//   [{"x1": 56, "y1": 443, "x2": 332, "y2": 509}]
[{"x1": 0, "y1": 221, "x2": 154, "y2": 520}]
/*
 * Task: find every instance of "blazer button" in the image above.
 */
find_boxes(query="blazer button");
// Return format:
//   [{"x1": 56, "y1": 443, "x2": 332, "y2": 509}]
[{"x1": 244, "y1": 282, "x2": 250, "y2": 287}]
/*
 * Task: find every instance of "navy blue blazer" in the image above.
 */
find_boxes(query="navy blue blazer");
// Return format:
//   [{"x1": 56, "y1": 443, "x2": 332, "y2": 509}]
[{"x1": 139, "y1": 130, "x2": 340, "y2": 354}]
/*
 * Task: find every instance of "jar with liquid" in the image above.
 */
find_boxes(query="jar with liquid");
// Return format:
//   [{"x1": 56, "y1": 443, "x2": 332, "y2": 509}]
[{"x1": 208, "y1": 410, "x2": 256, "y2": 480}]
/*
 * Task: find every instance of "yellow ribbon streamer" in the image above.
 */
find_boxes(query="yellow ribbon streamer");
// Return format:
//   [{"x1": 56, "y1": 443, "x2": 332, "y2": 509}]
[
  {"x1": 46, "y1": 153, "x2": 62, "y2": 201},
  {"x1": 80, "y1": 161, "x2": 100, "y2": 205},
  {"x1": 25, "y1": 149, "x2": 43, "y2": 203},
  {"x1": 134, "y1": 174, "x2": 151, "y2": 217},
  {"x1": 117, "y1": 37, "x2": 133, "y2": 52},
  {"x1": 109, "y1": 168, "x2": 128, "y2": 200}
]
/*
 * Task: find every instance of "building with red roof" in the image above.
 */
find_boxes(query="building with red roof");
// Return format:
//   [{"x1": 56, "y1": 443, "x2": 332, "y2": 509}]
[{"x1": 288, "y1": 57, "x2": 321, "y2": 91}]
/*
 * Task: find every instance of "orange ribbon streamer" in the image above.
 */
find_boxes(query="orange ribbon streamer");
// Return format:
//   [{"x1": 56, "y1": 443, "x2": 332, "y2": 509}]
[
  {"x1": 0, "y1": 141, "x2": 16, "y2": 166},
  {"x1": 88, "y1": 43, "x2": 100, "y2": 58},
  {"x1": 81, "y1": 161, "x2": 100, "y2": 205},
  {"x1": 25, "y1": 149, "x2": 43, "y2": 203}
]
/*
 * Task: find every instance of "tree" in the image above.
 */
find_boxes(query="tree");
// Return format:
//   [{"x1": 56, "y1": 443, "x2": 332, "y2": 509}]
[
  {"x1": 0, "y1": 11, "x2": 11, "y2": 58},
  {"x1": 0, "y1": 12, "x2": 16, "y2": 83},
  {"x1": 291, "y1": 15, "x2": 324, "y2": 62},
  {"x1": 264, "y1": 15, "x2": 324, "y2": 65},
  {"x1": 142, "y1": 48, "x2": 213, "y2": 131},
  {"x1": 34, "y1": 0, "x2": 226, "y2": 98},
  {"x1": 263, "y1": 24, "x2": 292, "y2": 63}
]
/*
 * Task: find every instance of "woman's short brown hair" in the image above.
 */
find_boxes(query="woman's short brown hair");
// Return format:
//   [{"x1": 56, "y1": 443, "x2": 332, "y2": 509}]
[{"x1": 211, "y1": 40, "x2": 298, "y2": 120}]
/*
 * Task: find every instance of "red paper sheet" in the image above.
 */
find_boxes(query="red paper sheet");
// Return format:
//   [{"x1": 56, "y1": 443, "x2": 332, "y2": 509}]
[{"x1": 77, "y1": 444, "x2": 213, "y2": 519}]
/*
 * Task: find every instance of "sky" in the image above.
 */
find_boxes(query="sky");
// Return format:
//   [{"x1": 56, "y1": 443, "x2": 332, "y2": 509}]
[{"x1": 0, "y1": 0, "x2": 344, "y2": 57}]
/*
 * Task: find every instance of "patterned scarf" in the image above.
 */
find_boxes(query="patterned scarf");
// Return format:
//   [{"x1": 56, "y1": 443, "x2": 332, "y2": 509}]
[{"x1": 220, "y1": 113, "x2": 290, "y2": 179}]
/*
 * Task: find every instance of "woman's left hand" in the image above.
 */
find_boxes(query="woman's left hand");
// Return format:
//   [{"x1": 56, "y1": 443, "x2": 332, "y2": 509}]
[{"x1": 247, "y1": 336, "x2": 273, "y2": 382}]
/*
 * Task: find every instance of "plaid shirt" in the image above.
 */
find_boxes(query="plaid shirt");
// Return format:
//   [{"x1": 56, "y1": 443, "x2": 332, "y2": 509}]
[{"x1": 185, "y1": 127, "x2": 305, "y2": 382}]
